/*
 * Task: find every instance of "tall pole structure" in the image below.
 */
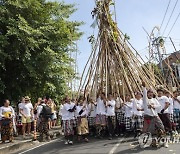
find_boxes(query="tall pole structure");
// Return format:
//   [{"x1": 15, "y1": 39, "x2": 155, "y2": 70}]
[
  {"x1": 149, "y1": 26, "x2": 164, "y2": 77},
  {"x1": 154, "y1": 37, "x2": 164, "y2": 76}
]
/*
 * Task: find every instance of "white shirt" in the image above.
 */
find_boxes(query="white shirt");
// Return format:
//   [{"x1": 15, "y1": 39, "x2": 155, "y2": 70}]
[
  {"x1": 173, "y1": 96, "x2": 180, "y2": 110},
  {"x1": 96, "y1": 97, "x2": 106, "y2": 115},
  {"x1": 124, "y1": 101, "x2": 133, "y2": 117},
  {"x1": 69, "y1": 102, "x2": 76, "y2": 119},
  {"x1": 37, "y1": 103, "x2": 45, "y2": 118},
  {"x1": 88, "y1": 103, "x2": 97, "y2": 117},
  {"x1": 58, "y1": 104, "x2": 64, "y2": 116},
  {"x1": 168, "y1": 97, "x2": 174, "y2": 114},
  {"x1": 63, "y1": 102, "x2": 76, "y2": 120},
  {"x1": 20, "y1": 102, "x2": 33, "y2": 117},
  {"x1": 115, "y1": 97, "x2": 124, "y2": 112},
  {"x1": 132, "y1": 99, "x2": 144, "y2": 116},
  {"x1": 143, "y1": 87, "x2": 161, "y2": 116},
  {"x1": 61, "y1": 103, "x2": 70, "y2": 120},
  {"x1": 0, "y1": 106, "x2": 15, "y2": 119},
  {"x1": 157, "y1": 96, "x2": 170, "y2": 113},
  {"x1": 76, "y1": 105, "x2": 88, "y2": 117},
  {"x1": 18, "y1": 103, "x2": 23, "y2": 116},
  {"x1": 106, "y1": 100, "x2": 116, "y2": 116}
]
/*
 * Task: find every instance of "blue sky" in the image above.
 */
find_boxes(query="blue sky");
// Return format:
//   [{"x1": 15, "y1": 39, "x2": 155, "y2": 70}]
[{"x1": 61, "y1": 0, "x2": 180, "y2": 75}]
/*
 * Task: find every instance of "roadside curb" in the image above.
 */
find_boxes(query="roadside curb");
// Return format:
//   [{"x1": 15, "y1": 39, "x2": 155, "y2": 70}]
[
  {"x1": 0, "y1": 140, "x2": 32, "y2": 154},
  {"x1": 0, "y1": 130, "x2": 62, "y2": 154}
]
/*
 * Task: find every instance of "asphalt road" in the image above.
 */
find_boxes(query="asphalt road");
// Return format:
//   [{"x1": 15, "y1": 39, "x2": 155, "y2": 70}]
[{"x1": 15, "y1": 136, "x2": 180, "y2": 154}]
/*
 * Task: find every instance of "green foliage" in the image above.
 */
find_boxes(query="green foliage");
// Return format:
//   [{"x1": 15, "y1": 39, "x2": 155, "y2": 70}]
[
  {"x1": 0, "y1": 0, "x2": 82, "y2": 104},
  {"x1": 124, "y1": 33, "x2": 130, "y2": 40}
]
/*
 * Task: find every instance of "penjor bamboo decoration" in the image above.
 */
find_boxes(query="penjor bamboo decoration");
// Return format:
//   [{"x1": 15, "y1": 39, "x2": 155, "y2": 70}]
[{"x1": 78, "y1": 0, "x2": 172, "y2": 100}]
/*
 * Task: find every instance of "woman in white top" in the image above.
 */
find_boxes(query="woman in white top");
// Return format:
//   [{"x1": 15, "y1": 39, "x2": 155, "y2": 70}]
[
  {"x1": 131, "y1": 92, "x2": 144, "y2": 136},
  {"x1": 0, "y1": 99, "x2": 15, "y2": 143},
  {"x1": 172, "y1": 91, "x2": 180, "y2": 129},
  {"x1": 106, "y1": 94, "x2": 116, "y2": 140},
  {"x1": 114, "y1": 94, "x2": 124, "y2": 136},
  {"x1": 95, "y1": 92, "x2": 107, "y2": 138},
  {"x1": 165, "y1": 91, "x2": 178, "y2": 135},
  {"x1": 62, "y1": 96, "x2": 76, "y2": 145},
  {"x1": 157, "y1": 89, "x2": 172, "y2": 134},
  {"x1": 87, "y1": 98, "x2": 97, "y2": 136},
  {"x1": 76, "y1": 96, "x2": 89, "y2": 142},
  {"x1": 58, "y1": 100, "x2": 64, "y2": 128},
  {"x1": 123, "y1": 94, "x2": 133, "y2": 131},
  {"x1": 142, "y1": 82, "x2": 165, "y2": 136}
]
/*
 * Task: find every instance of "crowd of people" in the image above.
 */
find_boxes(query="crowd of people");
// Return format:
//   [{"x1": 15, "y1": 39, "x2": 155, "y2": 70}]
[
  {"x1": 0, "y1": 83, "x2": 180, "y2": 148},
  {"x1": 0, "y1": 96, "x2": 57, "y2": 143},
  {"x1": 59, "y1": 83, "x2": 180, "y2": 148}
]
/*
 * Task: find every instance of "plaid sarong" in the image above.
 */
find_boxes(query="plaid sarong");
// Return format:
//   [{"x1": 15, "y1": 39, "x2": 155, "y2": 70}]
[
  {"x1": 173, "y1": 109, "x2": 180, "y2": 128},
  {"x1": 131, "y1": 115, "x2": 144, "y2": 131},
  {"x1": 116, "y1": 111, "x2": 124, "y2": 124},
  {"x1": 169, "y1": 113, "x2": 174, "y2": 123},
  {"x1": 70, "y1": 119, "x2": 77, "y2": 128},
  {"x1": 88, "y1": 117, "x2": 96, "y2": 126},
  {"x1": 63, "y1": 120, "x2": 74, "y2": 136},
  {"x1": 96, "y1": 114, "x2": 106, "y2": 126},
  {"x1": 107, "y1": 116, "x2": 116, "y2": 129},
  {"x1": 124, "y1": 116, "x2": 132, "y2": 131}
]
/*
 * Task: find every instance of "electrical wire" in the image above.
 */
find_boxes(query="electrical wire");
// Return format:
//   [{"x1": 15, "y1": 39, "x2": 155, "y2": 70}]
[
  {"x1": 166, "y1": 11, "x2": 180, "y2": 38},
  {"x1": 160, "y1": 0, "x2": 171, "y2": 30},
  {"x1": 162, "y1": 0, "x2": 178, "y2": 35}
]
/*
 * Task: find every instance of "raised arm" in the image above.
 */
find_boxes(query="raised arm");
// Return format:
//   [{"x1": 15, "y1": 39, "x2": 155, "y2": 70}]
[{"x1": 142, "y1": 82, "x2": 148, "y2": 111}]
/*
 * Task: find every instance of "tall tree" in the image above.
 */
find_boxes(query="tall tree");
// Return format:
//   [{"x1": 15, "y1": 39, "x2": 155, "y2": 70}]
[{"x1": 0, "y1": 0, "x2": 82, "y2": 104}]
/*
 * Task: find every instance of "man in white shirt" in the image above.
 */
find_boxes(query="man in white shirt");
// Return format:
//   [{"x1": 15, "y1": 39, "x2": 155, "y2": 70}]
[
  {"x1": 142, "y1": 83, "x2": 168, "y2": 147},
  {"x1": 87, "y1": 99, "x2": 97, "y2": 136},
  {"x1": 20, "y1": 96, "x2": 34, "y2": 138},
  {"x1": 62, "y1": 96, "x2": 76, "y2": 145},
  {"x1": 36, "y1": 100, "x2": 51, "y2": 141},
  {"x1": 123, "y1": 94, "x2": 133, "y2": 132},
  {"x1": 132, "y1": 92, "x2": 144, "y2": 136},
  {"x1": 58, "y1": 100, "x2": 64, "y2": 128},
  {"x1": 18, "y1": 97, "x2": 25, "y2": 122},
  {"x1": 157, "y1": 89, "x2": 172, "y2": 134},
  {"x1": 173, "y1": 91, "x2": 180, "y2": 129},
  {"x1": 106, "y1": 94, "x2": 116, "y2": 140},
  {"x1": 165, "y1": 91, "x2": 178, "y2": 135},
  {"x1": 114, "y1": 93, "x2": 124, "y2": 136},
  {"x1": 76, "y1": 97, "x2": 89, "y2": 142},
  {"x1": 96, "y1": 92, "x2": 107, "y2": 138},
  {"x1": 142, "y1": 82, "x2": 165, "y2": 135}
]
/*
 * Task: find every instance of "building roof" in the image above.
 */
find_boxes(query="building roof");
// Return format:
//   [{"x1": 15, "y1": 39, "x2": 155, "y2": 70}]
[{"x1": 162, "y1": 51, "x2": 180, "y2": 66}]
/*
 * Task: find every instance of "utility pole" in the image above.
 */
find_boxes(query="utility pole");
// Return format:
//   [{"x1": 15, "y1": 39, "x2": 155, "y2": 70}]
[
  {"x1": 157, "y1": 37, "x2": 163, "y2": 76},
  {"x1": 152, "y1": 36, "x2": 164, "y2": 76},
  {"x1": 169, "y1": 37, "x2": 177, "y2": 52}
]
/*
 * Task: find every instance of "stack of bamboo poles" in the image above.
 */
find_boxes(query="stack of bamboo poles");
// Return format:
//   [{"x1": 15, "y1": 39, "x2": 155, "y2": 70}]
[{"x1": 78, "y1": 0, "x2": 169, "y2": 100}]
